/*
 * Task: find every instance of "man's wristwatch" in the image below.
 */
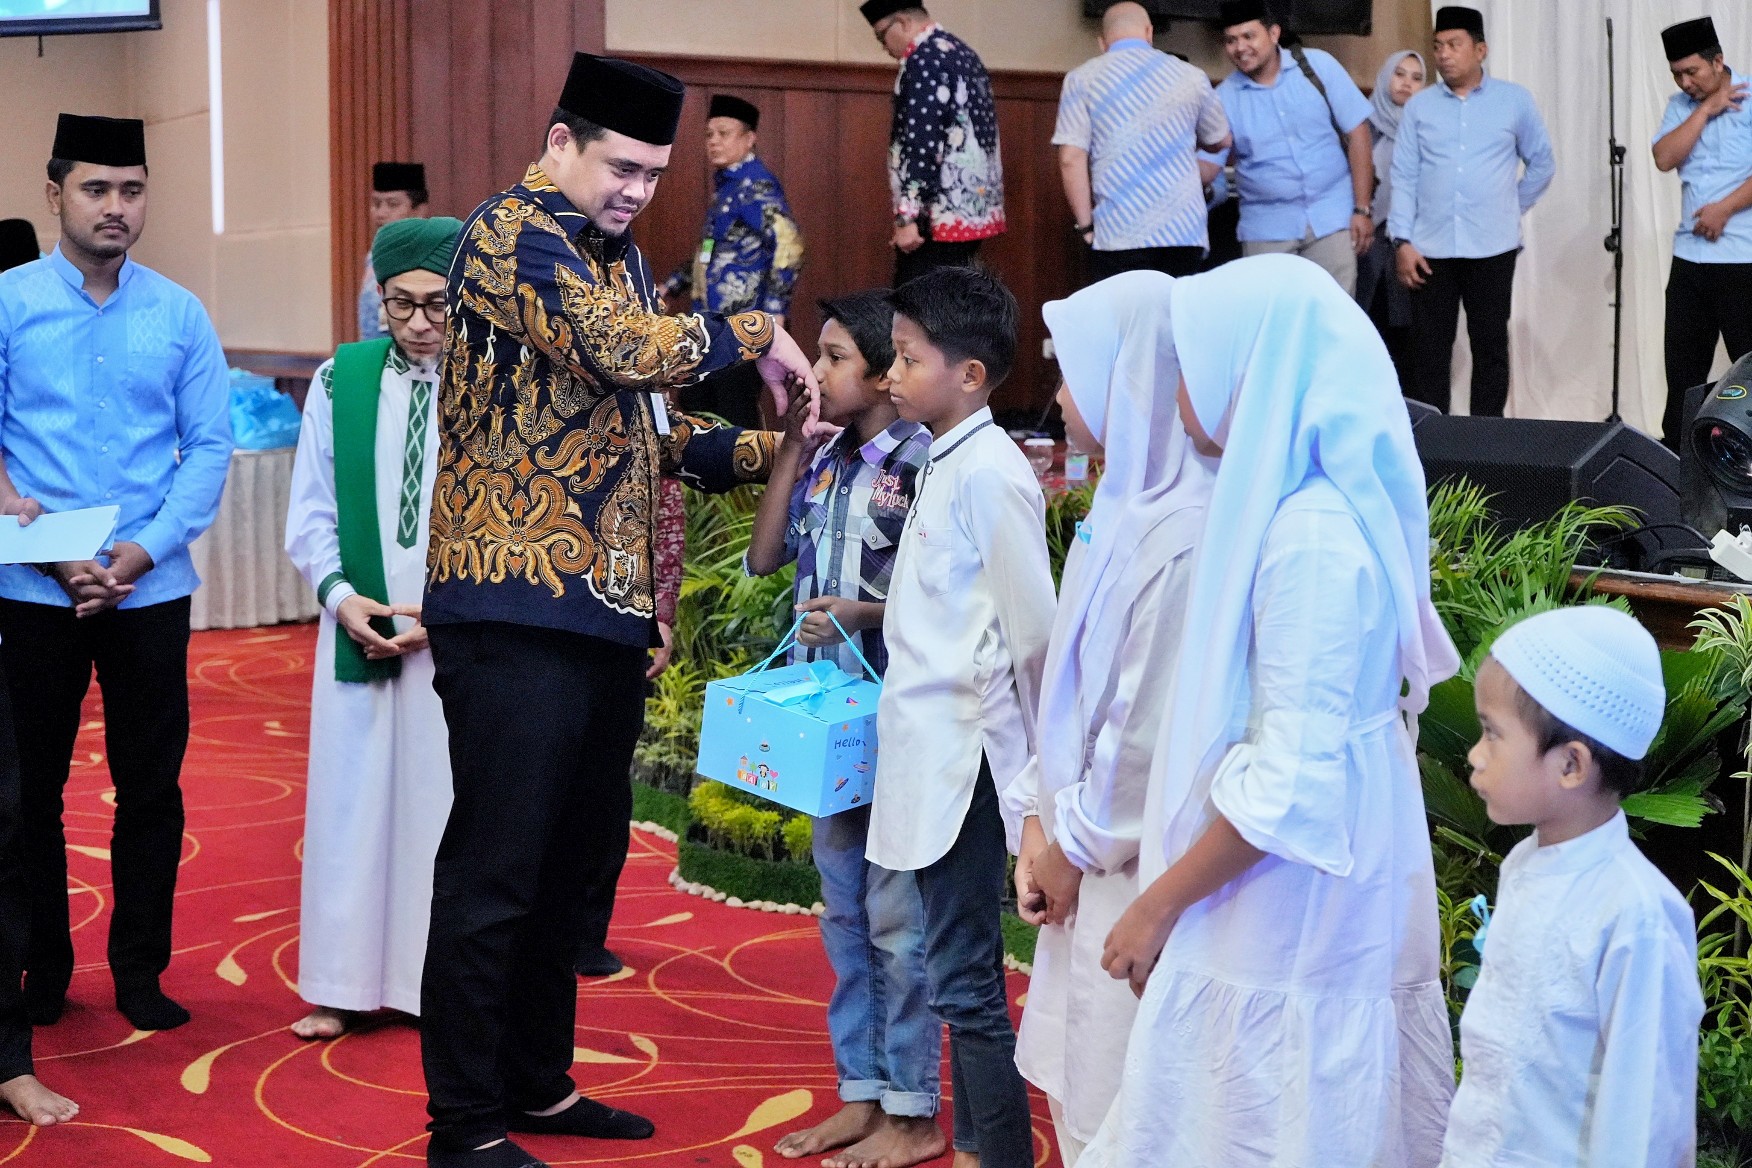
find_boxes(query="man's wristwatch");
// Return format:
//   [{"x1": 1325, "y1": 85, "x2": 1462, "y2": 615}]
[
  {"x1": 1353, "y1": 206, "x2": 1370, "y2": 217},
  {"x1": 1072, "y1": 221, "x2": 1093, "y2": 236},
  {"x1": 893, "y1": 214, "x2": 914, "y2": 230}
]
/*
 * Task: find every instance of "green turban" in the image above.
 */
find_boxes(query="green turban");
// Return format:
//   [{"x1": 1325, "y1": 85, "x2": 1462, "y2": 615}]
[{"x1": 372, "y1": 215, "x2": 462, "y2": 285}]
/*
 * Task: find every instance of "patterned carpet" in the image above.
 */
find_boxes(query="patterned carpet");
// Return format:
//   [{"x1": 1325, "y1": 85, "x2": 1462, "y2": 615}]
[{"x1": 8, "y1": 624, "x2": 1058, "y2": 1167}]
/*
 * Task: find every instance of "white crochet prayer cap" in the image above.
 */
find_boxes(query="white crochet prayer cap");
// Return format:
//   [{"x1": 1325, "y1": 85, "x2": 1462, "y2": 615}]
[{"x1": 1489, "y1": 606, "x2": 1665, "y2": 760}]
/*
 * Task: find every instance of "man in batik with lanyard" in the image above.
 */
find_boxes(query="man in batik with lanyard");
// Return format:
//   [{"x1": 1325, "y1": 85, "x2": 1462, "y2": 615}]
[
  {"x1": 285, "y1": 216, "x2": 462, "y2": 1042},
  {"x1": 417, "y1": 52, "x2": 819, "y2": 1168},
  {"x1": 662, "y1": 94, "x2": 805, "y2": 428}
]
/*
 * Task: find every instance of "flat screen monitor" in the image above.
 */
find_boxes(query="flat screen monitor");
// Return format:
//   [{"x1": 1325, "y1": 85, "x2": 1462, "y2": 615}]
[{"x1": 0, "y1": 0, "x2": 160, "y2": 37}]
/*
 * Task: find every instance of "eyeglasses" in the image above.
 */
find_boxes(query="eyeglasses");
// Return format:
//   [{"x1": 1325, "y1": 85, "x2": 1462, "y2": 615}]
[
  {"x1": 872, "y1": 15, "x2": 900, "y2": 42},
  {"x1": 382, "y1": 296, "x2": 447, "y2": 324}
]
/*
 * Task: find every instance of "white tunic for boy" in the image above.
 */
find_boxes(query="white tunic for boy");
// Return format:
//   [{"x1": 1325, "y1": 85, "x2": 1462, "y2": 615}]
[
  {"x1": 285, "y1": 348, "x2": 450, "y2": 1014},
  {"x1": 1082, "y1": 489, "x2": 1455, "y2": 1168},
  {"x1": 1440, "y1": 811, "x2": 1703, "y2": 1168}
]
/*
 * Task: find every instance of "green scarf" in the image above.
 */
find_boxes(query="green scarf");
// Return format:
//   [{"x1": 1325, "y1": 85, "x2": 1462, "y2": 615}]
[{"x1": 330, "y1": 337, "x2": 401, "y2": 683}]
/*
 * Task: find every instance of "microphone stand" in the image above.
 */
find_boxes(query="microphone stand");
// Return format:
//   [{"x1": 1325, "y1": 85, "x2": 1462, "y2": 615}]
[{"x1": 1604, "y1": 16, "x2": 1627, "y2": 423}]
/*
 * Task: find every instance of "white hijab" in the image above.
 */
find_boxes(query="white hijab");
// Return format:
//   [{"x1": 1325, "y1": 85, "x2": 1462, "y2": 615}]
[
  {"x1": 1147, "y1": 254, "x2": 1459, "y2": 873},
  {"x1": 1035, "y1": 271, "x2": 1213, "y2": 824}
]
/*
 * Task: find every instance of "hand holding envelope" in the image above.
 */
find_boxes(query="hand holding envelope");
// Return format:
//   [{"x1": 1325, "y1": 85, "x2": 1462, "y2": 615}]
[{"x1": 0, "y1": 503, "x2": 140, "y2": 617}]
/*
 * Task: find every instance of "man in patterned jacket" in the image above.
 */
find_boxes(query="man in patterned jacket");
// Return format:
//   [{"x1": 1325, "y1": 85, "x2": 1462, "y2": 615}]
[
  {"x1": 417, "y1": 52, "x2": 820, "y2": 1168},
  {"x1": 661, "y1": 94, "x2": 804, "y2": 428},
  {"x1": 862, "y1": 2, "x2": 1007, "y2": 285}
]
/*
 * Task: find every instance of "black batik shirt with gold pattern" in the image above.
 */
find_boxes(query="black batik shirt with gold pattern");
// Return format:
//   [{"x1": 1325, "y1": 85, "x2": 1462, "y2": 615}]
[{"x1": 423, "y1": 164, "x2": 778, "y2": 646}]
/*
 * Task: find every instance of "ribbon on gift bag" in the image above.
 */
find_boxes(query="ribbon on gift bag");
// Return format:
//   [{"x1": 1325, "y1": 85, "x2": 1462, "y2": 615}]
[{"x1": 747, "y1": 611, "x2": 881, "y2": 685}]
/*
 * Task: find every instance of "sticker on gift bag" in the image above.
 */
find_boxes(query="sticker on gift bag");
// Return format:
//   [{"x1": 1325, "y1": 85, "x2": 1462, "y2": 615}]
[{"x1": 697, "y1": 613, "x2": 881, "y2": 816}]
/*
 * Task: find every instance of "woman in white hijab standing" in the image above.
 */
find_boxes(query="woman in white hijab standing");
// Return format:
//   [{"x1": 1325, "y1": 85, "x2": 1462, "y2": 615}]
[
  {"x1": 1355, "y1": 49, "x2": 1427, "y2": 383},
  {"x1": 1000, "y1": 271, "x2": 1214, "y2": 1167},
  {"x1": 1081, "y1": 254, "x2": 1461, "y2": 1168}
]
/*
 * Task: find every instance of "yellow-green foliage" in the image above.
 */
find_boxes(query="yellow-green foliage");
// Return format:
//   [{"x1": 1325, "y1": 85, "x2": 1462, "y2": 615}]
[
  {"x1": 781, "y1": 815, "x2": 814, "y2": 863},
  {"x1": 689, "y1": 780, "x2": 813, "y2": 863}
]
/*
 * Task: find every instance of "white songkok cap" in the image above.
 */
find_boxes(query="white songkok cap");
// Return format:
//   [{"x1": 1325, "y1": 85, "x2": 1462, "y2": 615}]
[{"x1": 1489, "y1": 606, "x2": 1665, "y2": 760}]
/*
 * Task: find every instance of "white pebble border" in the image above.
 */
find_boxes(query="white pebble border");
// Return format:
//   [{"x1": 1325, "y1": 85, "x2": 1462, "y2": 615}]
[{"x1": 637, "y1": 821, "x2": 1034, "y2": 973}]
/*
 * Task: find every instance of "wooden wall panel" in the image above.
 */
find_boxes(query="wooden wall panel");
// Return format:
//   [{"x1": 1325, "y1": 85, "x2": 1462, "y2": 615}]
[{"x1": 329, "y1": 5, "x2": 1074, "y2": 414}]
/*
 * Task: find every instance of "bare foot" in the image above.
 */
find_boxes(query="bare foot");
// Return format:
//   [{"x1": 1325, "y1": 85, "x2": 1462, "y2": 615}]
[
  {"x1": 825, "y1": 1114, "x2": 949, "y2": 1168},
  {"x1": 0, "y1": 1074, "x2": 78, "y2": 1127},
  {"x1": 289, "y1": 1006, "x2": 355, "y2": 1040},
  {"x1": 950, "y1": 1152, "x2": 978, "y2": 1168},
  {"x1": 774, "y1": 1100, "x2": 881, "y2": 1159}
]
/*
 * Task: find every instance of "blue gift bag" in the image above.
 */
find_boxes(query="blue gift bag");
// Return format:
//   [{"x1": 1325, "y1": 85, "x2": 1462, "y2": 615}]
[
  {"x1": 696, "y1": 613, "x2": 881, "y2": 817},
  {"x1": 229, "y1": 369, "x2": 303, "y2": 450}
]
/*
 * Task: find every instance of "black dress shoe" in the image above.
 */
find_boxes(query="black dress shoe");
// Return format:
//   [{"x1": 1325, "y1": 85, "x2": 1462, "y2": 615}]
[
  {"x1": 507, "y1": 1095, "x2": 654, "y2": 1141},
  {"x1": 573, "y1": 945, "x2": 623, "y2": 978}
]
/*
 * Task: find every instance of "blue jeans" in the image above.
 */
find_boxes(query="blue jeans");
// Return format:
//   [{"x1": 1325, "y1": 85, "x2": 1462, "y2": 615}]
[
  {"x1": 915, "y1": 762, "x2": 1034, "y2": 1165},
  {"x1": 813, "y1": 805, "x2": 939, "y2": 1117}
]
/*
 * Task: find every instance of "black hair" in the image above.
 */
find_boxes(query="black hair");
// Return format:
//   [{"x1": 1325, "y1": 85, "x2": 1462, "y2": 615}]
[
  {"x1": 818, "y1": 291, "x2": 896, "y2": 380},
  {"x1": 888, "y1": 265, "x2": 1018, "y2": 389},
  {"x1": 547, "y1": 107, "x2": 609, "y2": 152},
  {"x1": 1508, "y1": 680, "x2": 1647, "y2": 799},
  {"x1": 46, "y1": 157, "x2": 148, "y2": 186}
]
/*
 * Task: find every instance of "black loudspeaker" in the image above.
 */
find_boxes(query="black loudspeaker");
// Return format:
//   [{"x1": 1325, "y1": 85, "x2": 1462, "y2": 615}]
[
  {"x1": 1404, "y1": 396, "x2": 1439, "y2": 429},
  {"x1": 1080, "y1": 0, "x2": 1371, "y2": 35},
  {"x1": 1413, "y1": 416, "x2": 1698, "y2": 569}
]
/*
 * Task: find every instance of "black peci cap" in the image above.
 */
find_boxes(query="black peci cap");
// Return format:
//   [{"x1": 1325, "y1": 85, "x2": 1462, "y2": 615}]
[{"x1": 557, "y1": 52, "x2": 686, "y2": 147}]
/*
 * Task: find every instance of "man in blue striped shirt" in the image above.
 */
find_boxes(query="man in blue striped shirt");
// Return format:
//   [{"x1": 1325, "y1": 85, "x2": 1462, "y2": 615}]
[
  {"x1": 1055, "y1": 2, "x2": 1231, "y2": 282},
  {"x1": 1390, "y1": 6, "x2": 1554, "y2": 417}
]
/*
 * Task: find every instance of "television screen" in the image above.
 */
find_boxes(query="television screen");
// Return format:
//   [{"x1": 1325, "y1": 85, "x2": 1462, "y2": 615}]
[
  {"x1": 1080, "y1": 0, "x2": 1371, "y2": 36},
  {"x1": 0, "y1": 0, "x2": 160, "y2": 37}
]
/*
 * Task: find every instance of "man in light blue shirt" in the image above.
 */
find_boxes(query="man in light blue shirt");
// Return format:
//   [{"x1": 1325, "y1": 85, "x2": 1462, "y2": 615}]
[
  {"x1": 1055, "y1": 2, "x2": 1231, "y2": 282},
  {"x1": 1214, "y1": 0, "x2": 1374, "y2": 295},
  {"x1": 1653, "y1": 15, "x2": 1752, "y2": 451},
  {"x1": 359, "y1": 162, "x2": 428, "y2": 341},
  {"x1": 0, "y1": 113, "x2": 231, "y2": 1034},
  {"x1": 1390, "y1": 6, "x2": 1554, "y2": 417}
]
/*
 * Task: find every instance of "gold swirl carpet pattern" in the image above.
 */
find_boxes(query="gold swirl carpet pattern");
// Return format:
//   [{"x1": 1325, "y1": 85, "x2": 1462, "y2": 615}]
[{"x1": 8, "y1": 624, "x2": 1060, "y2": 1167}]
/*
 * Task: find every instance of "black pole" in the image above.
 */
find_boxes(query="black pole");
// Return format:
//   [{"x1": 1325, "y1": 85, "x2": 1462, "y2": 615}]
[{"x1": 1604, "y1": 17, "x2": 1627, "y2": 423}]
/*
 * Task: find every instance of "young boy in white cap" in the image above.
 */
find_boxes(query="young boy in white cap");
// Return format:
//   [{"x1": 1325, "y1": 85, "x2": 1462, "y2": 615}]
[{"x1": 1444, "y1": 604, "x2": 1704, "y2": 1167}]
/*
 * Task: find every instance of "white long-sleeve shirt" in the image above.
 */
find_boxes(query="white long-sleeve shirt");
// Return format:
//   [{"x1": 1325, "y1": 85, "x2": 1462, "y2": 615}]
[
  {"x1": 867, "y1": 407, "x2": 1056, "y2": 872},
  {"x1": 1440, "y1": 811, "x2": 1703, "y2": 1168}
]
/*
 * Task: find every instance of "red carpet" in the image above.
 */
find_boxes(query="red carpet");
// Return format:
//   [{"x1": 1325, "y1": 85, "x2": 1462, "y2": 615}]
[{"x1": 11, "y1": 624, "x2": 1059, "y2": 1167}]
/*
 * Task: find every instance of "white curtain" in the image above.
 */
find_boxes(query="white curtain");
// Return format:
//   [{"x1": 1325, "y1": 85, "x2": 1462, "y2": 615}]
[{"x1": 1439, "y1": 0, "x2": 1739, "y2": 436}]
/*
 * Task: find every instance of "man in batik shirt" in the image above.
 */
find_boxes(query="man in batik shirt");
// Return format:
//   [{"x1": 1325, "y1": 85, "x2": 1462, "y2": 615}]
[
  {"x1": 417, "y1": 52, "x2": 820, "y2": 1168},
  {"x1": 862, "y1": 2, "x2": 1007, "y2": 286},
  {"x1": 662, "y1": 94, "x2": 804, "y2": 428}
]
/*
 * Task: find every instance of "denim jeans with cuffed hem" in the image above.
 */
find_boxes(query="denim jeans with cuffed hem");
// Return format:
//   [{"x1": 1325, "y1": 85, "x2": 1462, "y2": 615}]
[
  {"x1": 915, "y1": 762, "x2": 1034, "y2": 1166},
  {"x1": 813, "y1": 804, "x2": 940, "y2": 1118}
]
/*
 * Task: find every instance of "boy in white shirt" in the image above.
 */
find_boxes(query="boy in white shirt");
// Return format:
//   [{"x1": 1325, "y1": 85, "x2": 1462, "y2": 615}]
[
  {"x1": 1447, "y1": 605, "x2": 1703, "y2": 1167},
  {"x1": 866, "y1": 267, "x2": 1056, "y2": 1168}
]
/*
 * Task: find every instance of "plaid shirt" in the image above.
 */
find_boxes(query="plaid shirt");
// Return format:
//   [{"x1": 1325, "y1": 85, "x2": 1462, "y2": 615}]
[{"x1": 780, "y1": 420, "x2": 930, "y2": 677}]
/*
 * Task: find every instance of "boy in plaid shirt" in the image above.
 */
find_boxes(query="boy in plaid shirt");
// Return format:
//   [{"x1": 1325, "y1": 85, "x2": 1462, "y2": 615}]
[{"x1": 747, "y1": 292, "x2": 944, "y2": 1166}]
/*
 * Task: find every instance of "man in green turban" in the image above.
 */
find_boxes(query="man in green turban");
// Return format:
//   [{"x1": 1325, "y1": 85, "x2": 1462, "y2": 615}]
[{"x1": 284, "y1": 214, "x2": 462, "y2": 1040}]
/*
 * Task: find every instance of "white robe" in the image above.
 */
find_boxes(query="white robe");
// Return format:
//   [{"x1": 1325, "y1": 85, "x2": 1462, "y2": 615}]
[
  {"x1": 1082, "y1": 486, "x2": 1455, "y2": 1168},
  {"x1": 285, "y1": 348, "x2": 450, "y2": 1014},
  {"x1": 1001, "y1": 529, "x2": 1193, "y2": 1150},
  {"x1": 1440, "y1": 811, "x2": 1703, "y2": 1168}
]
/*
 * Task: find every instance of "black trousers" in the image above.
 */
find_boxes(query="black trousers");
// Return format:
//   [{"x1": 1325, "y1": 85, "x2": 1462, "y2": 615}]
[
  {"x1": 1087, "y1": 245, "x2": 1204, "y2": 283},
  {"x1": 894, "y1": 239, "x2": 981, "y2": 288},
  {"x1": 1408, "y1": 249, "x2": 1519, "y2": 417},
  {"x1": 421, "y1": 621, "x2": 647, "y2": 1151},
  {"x1": 677, "y1": 360, "x2": 765, "y2": 430},
  {"x1": 1663, "y1": 256, "x2": 1752, "y2": 452},
  {"x1": 0, "y1": 597, "x2": 190, "y2": 997},
  {"x1": 0, "y1": 652, "x2": 30, "y2": 1081}
]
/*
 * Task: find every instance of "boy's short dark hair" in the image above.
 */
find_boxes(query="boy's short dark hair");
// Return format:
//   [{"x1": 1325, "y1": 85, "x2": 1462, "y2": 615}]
[
  {"x1": 818, "y1": 291, "x2": 896, "y2": 380},
  {"x1": 888, "y1": 266, "x2": 1018, "y2": 389},
  {"x1": 1509, "y1": 681, "x2": 1647, "y2": 798}
]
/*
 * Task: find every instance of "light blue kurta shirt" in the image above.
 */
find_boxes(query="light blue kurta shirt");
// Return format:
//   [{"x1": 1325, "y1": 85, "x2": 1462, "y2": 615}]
[
  {"x1": 1216, "y1": 47, "x2": 1371, "y2": 243},
  {"x1": 1389, "y1": 73, "x2": 1555, "y2": 260},
  {"x1": 1655, "y1": 70, "x2": 1752, "y2": 264},
  {"x1": 0, "y1": 245, "x2": 233, "y2": 607}
]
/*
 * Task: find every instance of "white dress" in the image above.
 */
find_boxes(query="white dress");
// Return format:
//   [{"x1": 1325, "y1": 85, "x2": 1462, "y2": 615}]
[
  {"x1": 1002, "y1": 525, "x2": 1194, "y2": 1151},
  {"x1": 1440, "y1": 812, "x2": 1703, "y2": 1168},
  {"x1": 285, "y1": 350, "x2": 451, "y2": 1014},
  {"x1": 1082, "y1": 484, "x2": 1455, "y2": 1168}
]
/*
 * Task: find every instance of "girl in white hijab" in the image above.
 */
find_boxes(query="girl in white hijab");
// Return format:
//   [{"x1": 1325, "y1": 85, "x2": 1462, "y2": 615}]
[
  {"x1": 1080, "y1": 254, "x2": 1461, "y2": 1168},
  {"x1": 1000, "y1": 271, "x2": 1213, "y2": 1166}
]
